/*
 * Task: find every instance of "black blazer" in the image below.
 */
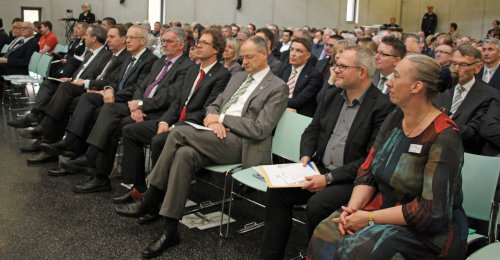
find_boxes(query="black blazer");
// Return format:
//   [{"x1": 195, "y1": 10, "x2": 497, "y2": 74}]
[
  {"x1": 1, "y1": 37, "x2": 39, "y2": 75},
  {"x1": 300, "y1": 84, "x2": 394, "y2": 184},
  {"x1": 88, "y1": 48, "x2": 131, "y2": 91},
  {"x1": 480, "y1": 92, "x2": 500, "y2": 156},
  {"x1": 71, "y1": 47, "x2": 112, "y2": 80},
  {"x1": 278, "y1": 62, "x2": 323, "y2": 117},
  {"x1": 476, "y1": 66, "x2": 500, "y2": 91},
  {"x1": 267, "y1": 54, "x2": 282, "y2": 76},
  {"x1": 159, "y1": 62, "x2": 231, "y2": 125},
  {"x1": 437, "y1": 79, "x2": 497, "y2": 154},
  {"x1": 132, "y1": 53, "x2": 194, "y2": 119},
  {"x1": 112, "y1": 48, "x2": 158, "y2": 103}
]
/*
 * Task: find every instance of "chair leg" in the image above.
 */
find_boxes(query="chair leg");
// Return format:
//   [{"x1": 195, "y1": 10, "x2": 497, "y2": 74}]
[{"x1": 219, "y1": 168, "x2": 234, "y2": 238}]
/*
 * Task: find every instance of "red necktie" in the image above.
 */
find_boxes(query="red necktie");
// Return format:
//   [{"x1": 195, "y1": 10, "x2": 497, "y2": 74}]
[{"x1": 178, "y1": 70, "x2": 205, "y2": 121}]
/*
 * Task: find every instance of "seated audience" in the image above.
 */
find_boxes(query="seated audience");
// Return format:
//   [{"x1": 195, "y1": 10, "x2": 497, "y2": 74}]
[
  {"x1": 0, "y1": 22, "x2": 39, "y2": 76},
  {"x1": 438, "y1": 44, "x2": 497, "y2": 154},
  {"x1": 39, "y1": 21, "x2": 58, "y2": 54},
  {"x1": 3, "y1": 22, "x2": 22, "y2": 53},
  {"x1": 373, "y1": 36, "x2": 406, "y2": 94},
  {"x1": 260, "y1": 46, "x2": 393, "y2": 260},
  {"x1": 255, "y1": 27, "x2": 282, "y2": 75},
  {"x1": 307, "y1": 54, "x2": 466, "y2": 260},
  {"x1": 477, "y1": 38, "x2": 500, "y2": 91},
  {"x1": 0, "y1": 18, "x2": 10, "y2": 51},
  {"x1": 279, "y1": 29, "x2": 292, "y2": 53},
  {"x1": 221, "y1": 37, "x2": 243, "y2": 74},
  {"x1": 434, "y1": 43, "x2": 453, "y2": 67}
]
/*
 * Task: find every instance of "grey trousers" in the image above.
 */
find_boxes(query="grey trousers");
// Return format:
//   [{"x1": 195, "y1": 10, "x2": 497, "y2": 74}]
[{"x1": 147, "y1": 125, "x2": 242, "y2": 219}]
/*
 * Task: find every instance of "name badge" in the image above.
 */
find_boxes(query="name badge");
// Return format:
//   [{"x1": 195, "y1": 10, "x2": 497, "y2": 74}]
[{"x1": 409, "y1": 144, "x2": 422, "y2": 154}]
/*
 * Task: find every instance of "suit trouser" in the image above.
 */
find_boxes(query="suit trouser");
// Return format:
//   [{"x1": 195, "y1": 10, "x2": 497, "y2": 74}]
[
  {"x1": 121, "y1": 120, "x2": 170, "y2": 187},
  {"x1": 147, "y1": 125, "x2": 242, "y2": 220},
  {"x1": 87, "y1": 102, "x2": 136, "y2": 175},
  {"x1": 40, "y1": 82, "x2": 84, "y2": 141},
  {"x1": 259, "y1": 182, "x2": 353, "y2": 260},
  {"x1": 32, "y1": 80, "x2": 59, "y2": 115}
]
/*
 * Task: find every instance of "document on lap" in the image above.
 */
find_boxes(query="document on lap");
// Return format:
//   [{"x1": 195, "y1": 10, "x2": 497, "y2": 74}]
[
  {"x1": 185, "y1": 121, "x2": 212, "y2": 131},
  {"x1": 259, "y1": 162, "x2": 320, "y2": 188},
  {"x1": 47, "y1": 77, "x2": 65, "y2": 82}
]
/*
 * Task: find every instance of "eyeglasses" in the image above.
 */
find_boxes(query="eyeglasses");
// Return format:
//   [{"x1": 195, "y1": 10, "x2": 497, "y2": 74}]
[
  {"x1": 125, "y1": 36, "x2": 144, "y2": 40},
  {"x1": 197, "y1": 41, "x2": 214, "y2": 46},
  {"x1": 435, "y1": 50, "x2": 452, "y2": 55},
  {"x1": 161, "y1": 39, "x2": 180, "y2": 44},
  {"x1": 450, "y1": 61, "x2": 477, "y2": 68},
  {"x1": 375, "y1": 51, "x2": 399, "y2": 58},
  {"x1": 21, "y1": 27, "x2": 32, "y2": 30},
  {"x1": 335, "y1": 64, "x2": 361, "y2": 71},
  {"x1": 326, "y1": 44, "x2": 335, "y2": 47}
]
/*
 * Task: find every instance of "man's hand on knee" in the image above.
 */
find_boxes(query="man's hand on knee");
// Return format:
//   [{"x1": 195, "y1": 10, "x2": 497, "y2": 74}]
[{"x1": 208, "y1": 123, "x2": 229, "y2": 139}]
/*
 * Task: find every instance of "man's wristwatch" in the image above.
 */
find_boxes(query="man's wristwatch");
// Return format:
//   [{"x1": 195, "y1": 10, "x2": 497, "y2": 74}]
[
  {"x1": 138, "y1": 100, "x2": 143, "y2": 109},
  {"x1": 368, "y1": 211, "x2": 375, "y2": 226}
]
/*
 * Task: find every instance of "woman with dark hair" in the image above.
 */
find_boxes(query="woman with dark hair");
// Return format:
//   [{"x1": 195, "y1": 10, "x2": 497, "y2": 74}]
[
  {"x1": 78, "y1": 3, "x2": 95, "y2": 24},
  {"x1": 308, "y1": 55, "x2": 467, "y2": 259}
]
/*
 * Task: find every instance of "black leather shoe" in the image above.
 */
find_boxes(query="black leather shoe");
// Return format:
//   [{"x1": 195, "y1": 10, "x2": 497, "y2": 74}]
[
  {"x1": 137, "y1": 213, "x2": 160, "y2": 224},
  {"x1": 40, "y1": 139, "x2": 72, "y2": 156},
  {"x1": 19, "y1": 125, "x2": 44, "y2": 139},
  {"x1": 61, "y1": 155, "x2": 95, "y2": 174},
  {"x1": 141, "y1": 232, "x2": 180, "y2": 258},
  {"x1": 72, "y1": 176, "x2": 112, "y2": 194},
  {"x1": 115, "y1": 198, "x2": 151, "y2": 217},
  {"x1": 26, "y1": 151, "x2": 58, "y2": 164},
  {"x1": 112, "y1": 191, "x2": 134, "y2": 204},
  {"x1": 8, "y1": 113, "x2": 39, "y2": 128},
  {"x1": 47, "y1": 167, "x2": 71, "y2": 177},
  {"x1": 19, "y1": 139, "x2": 41, "y2": 152}
]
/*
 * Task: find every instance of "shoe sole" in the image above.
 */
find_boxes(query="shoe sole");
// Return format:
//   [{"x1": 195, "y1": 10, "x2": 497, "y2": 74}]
[
  {"x1": 26, "y1": 156, "x2": 58, "y2": 165},
  {"x1": 60, "y1": 160, "x2": 94, "y2": 176},
  {"x1": 40, "y1": 144, "x2": 64, "y2": 156},
  {"x1": 19, "y1": 131, "x2": 42, "y2": 140}
]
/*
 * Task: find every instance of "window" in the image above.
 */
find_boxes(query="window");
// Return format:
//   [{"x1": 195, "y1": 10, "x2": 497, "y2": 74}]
[
  {"x1": 148, "y1": 0, "x2": 163, "y2": 24},
  {"x1": 346, "y1": 0, "x2": 359, "y2": 23},
  {"x1": 22, "y1": 7, "x2": 42, "y2": 23}
]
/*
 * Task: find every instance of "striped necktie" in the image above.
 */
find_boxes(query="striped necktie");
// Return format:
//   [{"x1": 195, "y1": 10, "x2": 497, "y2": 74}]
[
  {"x1": 450, "y1": 85, "x2": 466, "y2": 116},
  {"x1": 483, "y1": 69, "x2": 492, "y2": 83},
  {"x1": 220, "y1": 75, "x2": 254, "y2": 113},
  {"x1": 287, "y1": 69, "x2": 297, "y2": 98},
  {"x1": 118, "y1": 57, "x2": 136, "y2": 90}
]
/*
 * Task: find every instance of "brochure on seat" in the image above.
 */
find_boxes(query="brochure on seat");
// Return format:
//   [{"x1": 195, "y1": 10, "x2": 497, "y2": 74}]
[{"x1": 258, "y1": 162, "x2": 320, "y2": 188}]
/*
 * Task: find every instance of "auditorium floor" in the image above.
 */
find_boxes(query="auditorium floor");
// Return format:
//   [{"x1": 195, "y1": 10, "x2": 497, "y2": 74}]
[{"x1": 0, "y1": 106, "x2": 309, "y2": 259}]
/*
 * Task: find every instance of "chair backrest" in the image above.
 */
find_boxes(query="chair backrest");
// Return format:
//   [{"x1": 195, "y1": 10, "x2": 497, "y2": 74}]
[
  {"x1": 272, "y1": 110, "x2": 313, "y2": 162},
  {"x1": 53, "y1": 44, "x2": 67, "y2": 53},
  {"x1": 28, "y1": 52, "x2": 42, "y2": 73},
  {"x1": 36, "y1": 54, "x2": 53, "y2": 78},
  {"x1": 1, "y1": 44, "x2": 8, "y2": 54},
  {"x1": 462, "y1": 153, "x2": 500, "y2": 223}
]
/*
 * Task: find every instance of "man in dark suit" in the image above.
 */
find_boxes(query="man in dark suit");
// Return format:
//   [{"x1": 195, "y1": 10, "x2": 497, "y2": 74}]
[
  {"x1": 27, "y1": 25, "x2": 128, "y2": 165},
  {"x1": 0, "y1": 22, "x2": 39, "y2": 75},
  {"x1": 0, "y1": 18, "x2": 10, "y2": 51},
  {"x1": 19, "y1": 25, "x2": 112, "y2": 142},
  {"x1": 278, "y1": 37, "x2": 322, "y2": 117},
  {"x1": 314, "y1": 35, "x2": 339, "y2": 78},
  {"x1": 438, "y1": 44, "x2": 497, "y2": 154},
  {"x1": 260, "y1": 46, "x2": 394, "y2": 260},
  {"x1": 63, "y1": 27, "x2": 194, "y2": 193},
  {"x1": 476, "y1": 38, "x2": 500, "y2": 91},
  {"x1": 255, "y1": 27, "x2": 282, "y2": 75},
  {"x1": 480, "y1": 93, "x2": 500, "y2": 156},
  {"x1": 372, "y1": 36, "x2": 406, "y2": 95},
  {"x1": 112, "y1": 29, "x2": 231, "y2": 209},
  {"x1": 280, "y1": 29, "x2": 318, "y2": 69},
  {"x1": 114, "y1": 37, "x2": 289, "y2": 258}
]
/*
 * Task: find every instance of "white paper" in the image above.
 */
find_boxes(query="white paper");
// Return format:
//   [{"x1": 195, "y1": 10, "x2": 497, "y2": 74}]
[
  {"x1": 47, "y1": 77, "x2": 65, "y2": 82},
  {"x1": 180, "y1": 211, "x2": 235, "y2": 230},
  {"x1": 260, "y1": 162, "x2": 320, "y2": 187},
  {"x1": 185, "y1": 199, "x2": 196, "y2": 207},
  {"x1": 185, "y1": 121, "x2": 212, "y2": 131}
]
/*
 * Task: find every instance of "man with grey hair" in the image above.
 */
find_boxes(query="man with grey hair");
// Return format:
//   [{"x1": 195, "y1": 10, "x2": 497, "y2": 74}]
[
  {"x1": 438, "y1": 44, "x2": 497, "y2": 154},
  {"x1": 313, "y1": 28, "x2": 334, "y2": 59},
  {"x1": 477, "y1": 38, "x2": 500, "y2": 91},
  {"x1": 142, "y1": 21, "x2": 158, "y2": 52},
  {"x1": 260, "y1": 46, "x2": 394, "y2": 260},
  {"x1": 115, "y1": 36, "x2": 288, "y2": 258},
  {"x1": 0, "y1": 21, "x2": 39, "y2": 75}
]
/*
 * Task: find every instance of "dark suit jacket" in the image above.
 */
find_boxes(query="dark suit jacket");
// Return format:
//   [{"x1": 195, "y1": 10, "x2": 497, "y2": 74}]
[
  {"x1": 480, "y1": 92, "x2": 500, "y2": 156},
  {"x1": 314, "y1": 58, "x2": 330, "y2": 77},
  {"x1": 300, "y1": 84, "x2": 394, "y2": 184},
  {"x1": 1, "y1": 37, "x2": 39, "y2": 75},
  {"x1": 159, "y1": 62, "x2": 231, "y2": 125},
  {"x1": 278, "y1": 62, "x2": 323, "y2": 117},
  {"x1": 312, "y1": 45, "x2": 324, "y2": 58},
  {"x1": 0, "y1": 29, "x2": 11, "y2": 52},
  {"x1": 206, "y1": 70, "x2": 289, "y2": 168},
  {"x1": 476, "y1": 66, "x2": 500, "y2": 91},
  {"x1": 437, "y1": 79, "x2": 497, "y2": 154},
  {"x1": 88, "y1": 48, "x2": 131, "y2": 91},
  {"x1": 132, "y1": 53, "x2": 194, "y2": 119},
  {"x1": 267, "y1": 54, "x2": 282, "y2": 75},
  {"x1": 71, "y1": 47, "x2": 112, "y2": 81},
  {"x1": 112, "y1": 48, "x2": 158, "y2": 103}
]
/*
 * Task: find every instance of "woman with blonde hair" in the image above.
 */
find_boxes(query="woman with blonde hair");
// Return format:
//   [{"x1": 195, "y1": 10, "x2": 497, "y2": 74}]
[
  {"x1": 221, "y1": 37, "x2": 242, "y2": 74},
  {"x1": 308, "y1": 54, "x2": 467, "y2": 259}
]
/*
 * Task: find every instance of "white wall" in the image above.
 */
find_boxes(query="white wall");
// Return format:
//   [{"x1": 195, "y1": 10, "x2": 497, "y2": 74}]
[
  {"x1": 1, "y1": 0, "x2": 498, "y2": 43},
  {"x1": 0, "y1": 0, "x2": 147, "y2": 44}
]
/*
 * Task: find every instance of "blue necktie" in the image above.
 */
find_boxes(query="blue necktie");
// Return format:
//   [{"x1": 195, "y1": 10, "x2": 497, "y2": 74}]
[
  {"x1": 118, "y1": 57, "x2": 136, "y2": 91},
  {"x1": 4, "y1": 39, "x2": 24, "y2": 58}
]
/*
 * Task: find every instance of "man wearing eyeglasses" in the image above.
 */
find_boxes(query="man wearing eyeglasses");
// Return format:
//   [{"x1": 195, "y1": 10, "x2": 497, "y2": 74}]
[
  {"x1": 0, "y1": 22, "x2": 39, "y2": 76},
  {"x1": 260, "y1": 46, "x2": 394, "y2": 260},
  {"x1": 434, "y1": 44, "x2": 453, "y2": 67},
  {"x1": 373, "y1": 36, "x2": 406, "y2": 95},
  {"x1": 438, "y1": 44, "x2": 497, "y2": 154}
]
